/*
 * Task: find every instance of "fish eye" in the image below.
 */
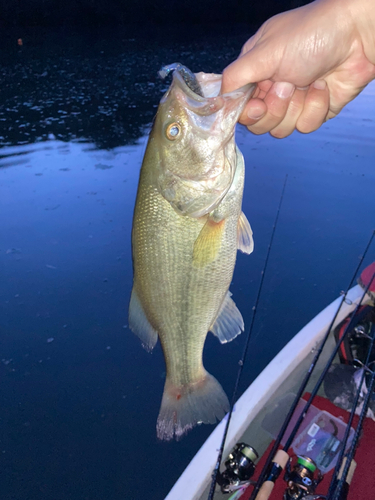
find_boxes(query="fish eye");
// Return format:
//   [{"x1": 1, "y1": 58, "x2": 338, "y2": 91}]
[{"x1": 166, "y1": 123, "x2": 181, "y2": 140}]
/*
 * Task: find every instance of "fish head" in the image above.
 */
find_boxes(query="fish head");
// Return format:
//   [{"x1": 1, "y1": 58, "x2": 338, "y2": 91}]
[{"x1": 154, "y1": 69, "x2": 255, "y2": 218}]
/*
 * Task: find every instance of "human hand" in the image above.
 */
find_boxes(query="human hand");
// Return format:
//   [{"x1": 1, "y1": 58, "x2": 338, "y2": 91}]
[{"x1": 221, "y1": 0, "x2": 375, "y2": 137}]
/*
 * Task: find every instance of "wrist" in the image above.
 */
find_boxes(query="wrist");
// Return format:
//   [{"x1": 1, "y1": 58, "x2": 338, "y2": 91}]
[{"x1": 342, "y1": 0, "x2": 375, "y2": 64}]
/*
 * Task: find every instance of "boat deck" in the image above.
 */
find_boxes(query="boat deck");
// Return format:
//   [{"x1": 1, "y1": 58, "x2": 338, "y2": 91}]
[{"x1": 242, "y1": 393, "x2": 375, "y2": 500}]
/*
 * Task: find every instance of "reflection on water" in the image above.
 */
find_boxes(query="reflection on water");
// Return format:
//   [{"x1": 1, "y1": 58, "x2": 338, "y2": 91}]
[
  {"x1": 0, "y1": 31, "x2": 374, "y2": 500},
  {"x1": 0, "y1": 28, "x2": 246, "y2": 149}
]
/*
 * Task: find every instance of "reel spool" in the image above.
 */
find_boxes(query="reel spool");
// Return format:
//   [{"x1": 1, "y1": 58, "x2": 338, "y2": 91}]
[
  {"x1": 283, "y1": 456, "x2": 323, "y2": 500},
  {"x1": 218, "y1": 442, "x2": 259, "y2": 493}
]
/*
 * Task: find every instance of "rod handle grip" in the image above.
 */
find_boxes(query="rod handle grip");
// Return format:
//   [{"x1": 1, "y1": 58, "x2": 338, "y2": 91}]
[
  {"x1": 254, "y1": 480, "x2": 274, "y2": 500},
  {"x1": 254, "y1": 450, "x2": 289, "y2": 500},
  {"x1": 338, "y1": 457, "x2": 357, "y2": 485},
  {"x1": 273, "y1": 450, "x2": 289, "y2": 468}
]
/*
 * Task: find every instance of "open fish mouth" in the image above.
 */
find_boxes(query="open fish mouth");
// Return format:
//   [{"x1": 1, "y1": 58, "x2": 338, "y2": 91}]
[
  {"x1": 159, "y1": 63, "x2": 205, "y2": 97},
  {"x1": 160, "y1": 63, "x2": 255, "y2": 126},
  {"x1": 160, "y1": 62, "x2": 255, "y2": 102}
]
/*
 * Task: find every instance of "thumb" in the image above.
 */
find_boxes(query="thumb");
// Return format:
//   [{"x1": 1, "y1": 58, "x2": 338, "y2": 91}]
[{"x1": 221, "y1": 45, "x2": 276, "y2": 94}]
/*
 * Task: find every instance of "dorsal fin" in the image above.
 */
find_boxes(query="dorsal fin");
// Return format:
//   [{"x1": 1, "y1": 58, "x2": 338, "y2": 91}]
[{"x1": 210, "y1": 291, "x2": 244, "y2": 344}]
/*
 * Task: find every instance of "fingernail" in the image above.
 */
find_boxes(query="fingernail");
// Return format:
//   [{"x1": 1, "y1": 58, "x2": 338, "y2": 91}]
[
  {"x1": 274, "y1": 82, "x2": 294, "y2": 99},
  {"x1": 247, "y1": 108, "x2": 265, "y2": 120},
  {"x1": 313, "y1": 79, "x2": 327, "y2": 90}
]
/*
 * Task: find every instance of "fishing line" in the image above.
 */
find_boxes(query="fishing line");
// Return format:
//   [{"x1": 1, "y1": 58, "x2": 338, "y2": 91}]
[
  {"x1": 327, "y1": 318, "x2": 375, "y2": 500},
  {"x1": 207, "y1": 174, "x2": 288, "y2": 500},
  {"x1": 249, "y1": 230, "x2": 375, "y2": 500}
]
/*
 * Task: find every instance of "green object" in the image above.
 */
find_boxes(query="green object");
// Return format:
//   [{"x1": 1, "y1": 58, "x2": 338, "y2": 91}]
[
  {"x1": 241, "y1": 446, "x2": 258, "y2": 462},
  {"x1": 297, "y1": 456, "x2": 316, "y2": 472}
]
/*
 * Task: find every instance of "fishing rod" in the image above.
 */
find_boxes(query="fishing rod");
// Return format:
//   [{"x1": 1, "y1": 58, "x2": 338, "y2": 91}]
[
  {"x1": 207, "y1": 175, "x2": 288, "y2": 500},
  {"x1": 329, "y1": 354, "x2": 375, "y2": 500},
  {"x1": 327, "y1": 318, "x2": 375, "y2": 500},
  {"x1": 282, "y1": 270, "x2": 375, "y2": 449},
  {"x1": 251, "y1": 277, "x2": 375, "y2": 500},
  {"x1": 252, "y1": 272, "x2": 375, "y2": 499},
  {"x1": 249, "y1": 230, "x2": 375, "y2": 500}
]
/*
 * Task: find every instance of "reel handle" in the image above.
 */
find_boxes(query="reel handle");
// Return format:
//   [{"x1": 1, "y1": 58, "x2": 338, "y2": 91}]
[{"x1": 254, "y1": 450, "x2": 289, "y2": 500}]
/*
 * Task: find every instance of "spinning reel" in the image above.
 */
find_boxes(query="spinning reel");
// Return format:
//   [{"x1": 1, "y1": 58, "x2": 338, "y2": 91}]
[
  {"x1": 283, "y1": 456, "x2": 323, "y2": 500},
  {"x1": 218, "y1": 442, "x2": 259, "y2": 493}
]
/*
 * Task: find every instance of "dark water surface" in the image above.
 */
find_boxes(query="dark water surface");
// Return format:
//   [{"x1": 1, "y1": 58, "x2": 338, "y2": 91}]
[{"x1": 1, "y1": 30, "x2": 374, "y2": 500}]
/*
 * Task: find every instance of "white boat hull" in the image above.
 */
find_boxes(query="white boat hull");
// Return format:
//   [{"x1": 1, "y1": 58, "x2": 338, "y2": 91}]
[{"x1": 165, "y1": 284, "x2": 373, "y2": 500}]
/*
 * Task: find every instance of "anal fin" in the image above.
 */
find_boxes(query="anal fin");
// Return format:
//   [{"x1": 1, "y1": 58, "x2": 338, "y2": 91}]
[
  {"x1": 237, "y1": 211, "x2": 254, "y2": 254},
  {"x1": 128, "y1": 288, "x2": 158, "y2": 352},
  {"x1": 210, "y1": 291, "x2": 244, "y2": 344}
]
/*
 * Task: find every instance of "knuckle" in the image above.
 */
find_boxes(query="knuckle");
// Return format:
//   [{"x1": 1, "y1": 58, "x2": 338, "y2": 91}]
[
  {"x1": 265, "y1": 99, "x2": 289, "y2": 120},
  {"x1": 247, "y1": 125, "x2": 264, "y2": 135},
  {"x1": 270, "y1": 127, "x2": 293, "y2": 139},
  {"x1": 296, "y1": 124, "x2": 311, "y2": 134},
  {"x1": 221, "y1": 71, "x2": 231, "y2": 89},
  {"x1": 296, "y1": 118, "x2": 319, "y2": 134},
  {"x1": 309, "y1": 100, "x2": 328, "y2": 113},
  {"x1": 297, "y1": 99, "x2": 328, "y2": 133},
  {"x1": 250, "y1": 118, "x2": 282, "y2": 134},
  {"x1": 221, "y1": 67, "x2": 238, "y2": 92},
  {"x1": 267, "y1": 109, "x2": 285, "y2": 121},
  {"x1": 287, "y1": 99, "x2": 303, "y2": 118},
  {"x1": 306, "y1": 94, "x2": 329, "y2": 114}
]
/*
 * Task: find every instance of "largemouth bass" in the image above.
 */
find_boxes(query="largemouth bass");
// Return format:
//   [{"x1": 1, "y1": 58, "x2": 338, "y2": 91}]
[{"x1": 129, "y1": 63, "x2": 254, "y2": 441}]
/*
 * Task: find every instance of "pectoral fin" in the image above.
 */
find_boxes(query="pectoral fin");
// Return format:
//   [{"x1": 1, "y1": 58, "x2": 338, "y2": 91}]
[
  {"x1": 210, "y1": 291, "x2": 244, "y2": 343},
  {"x1": 237, "y1": 212, "x2": 254, "y2": 254},
  {"x1": 128, "y1": 288, "x2": 158, "y2": 352},
  {"x1": 193, "y1": 217, "x2": 225, "y2": 268}
]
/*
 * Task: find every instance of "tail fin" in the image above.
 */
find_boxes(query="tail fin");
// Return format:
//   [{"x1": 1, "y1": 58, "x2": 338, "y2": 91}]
[{"x1": 156, "y1": 371, "x2": 229, "y2": 441}]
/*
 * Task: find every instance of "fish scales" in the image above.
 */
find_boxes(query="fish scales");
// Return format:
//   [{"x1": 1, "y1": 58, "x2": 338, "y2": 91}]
[
  {"x1": 133, "y1": 141, "x2": 242, "y2": 382},
  {"x1": 130, "y1": 64, "x2": 255, "y2": 440}
]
